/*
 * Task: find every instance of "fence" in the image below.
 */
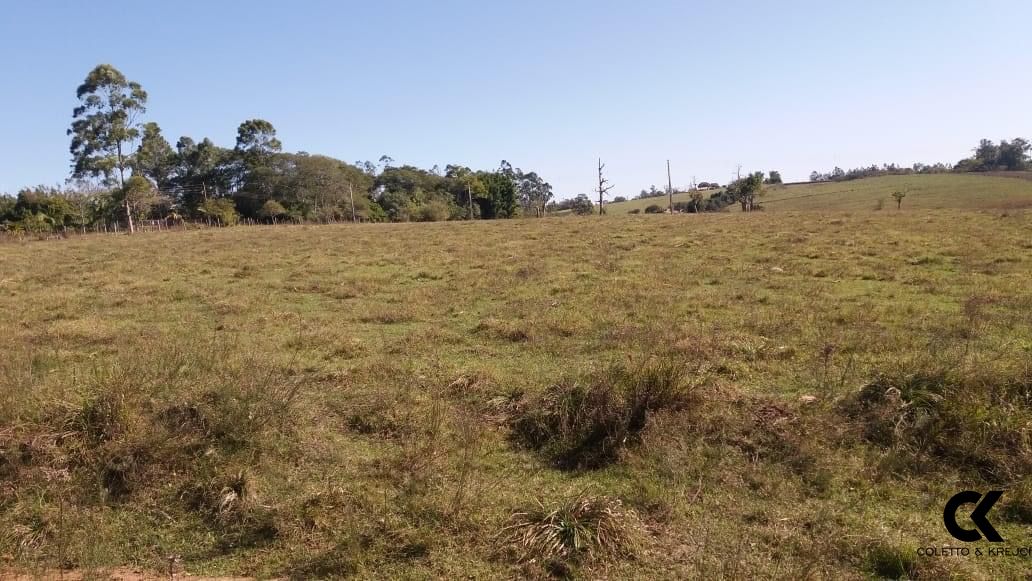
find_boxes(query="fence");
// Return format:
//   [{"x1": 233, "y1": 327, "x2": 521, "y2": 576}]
[{"x1": 0, "y1": 215, "x2": 372, "y2": 244}]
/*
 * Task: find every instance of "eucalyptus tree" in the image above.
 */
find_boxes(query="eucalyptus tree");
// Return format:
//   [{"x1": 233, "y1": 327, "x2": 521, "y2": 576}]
[
  {"x1": 133, "y1": 122, "x2": 176, "y2": 191},
  {"x1": 516, "y1": 170, "x2": 553, "y2": 217},
  {"x1": 233, "y1": 119, "x2": 283, "y2": 208},
  {"x1": 68, "y1": 64, "x2": 148, "y2": 232}
]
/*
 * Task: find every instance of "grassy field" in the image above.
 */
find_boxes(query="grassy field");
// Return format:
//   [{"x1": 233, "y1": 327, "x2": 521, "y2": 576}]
[
  {"x1": 607, "y1": 173, "x2": 1032, "y2": 214},
  {"x1": 1, "y1": 200, "x2": 1031, "y2": 578}
]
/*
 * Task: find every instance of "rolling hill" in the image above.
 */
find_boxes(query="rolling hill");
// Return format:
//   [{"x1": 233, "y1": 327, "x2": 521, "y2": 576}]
[{"x1": 606, "y1": 173, "x2": 1032, "y2": 213}]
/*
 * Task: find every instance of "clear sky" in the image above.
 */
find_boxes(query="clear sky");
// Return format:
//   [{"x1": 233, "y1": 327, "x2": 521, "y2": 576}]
[{"x1": 1, "y1": 0, "x2": 1030, "y2": 198}]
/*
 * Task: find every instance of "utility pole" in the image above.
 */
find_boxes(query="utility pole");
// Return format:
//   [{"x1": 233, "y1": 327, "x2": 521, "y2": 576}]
[
  {"x1": 348, "y1": 182, "x2": 357, "y2": 222},
  {"x1": 597, "y1": 158, "x2": 614, "y2": 216},
  {"x1": 467, "y1": 184, "x2": 474, "y2": 219},
  {"x1": 667, "y1": 160, "x2": 674, "y2": 213}
]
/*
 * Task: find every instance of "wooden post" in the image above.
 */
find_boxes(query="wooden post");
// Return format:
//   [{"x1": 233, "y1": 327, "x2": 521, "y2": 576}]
[{"x1": 467, "y1": 184, "x2": 474, "y2": 220}]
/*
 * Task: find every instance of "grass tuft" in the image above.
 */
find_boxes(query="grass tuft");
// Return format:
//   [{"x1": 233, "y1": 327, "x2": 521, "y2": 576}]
[
  {"x1": 511, "y1": 360, "x2": 699, "y2": 469},
  {"x1": 502, "y1": 494, "x2": 641, "y2": 565}
]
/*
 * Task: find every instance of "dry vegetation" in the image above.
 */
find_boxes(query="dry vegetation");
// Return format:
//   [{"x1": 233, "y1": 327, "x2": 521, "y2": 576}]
[{"x1": 1, "y1": 198, "x2": 1031, "y2": 578}]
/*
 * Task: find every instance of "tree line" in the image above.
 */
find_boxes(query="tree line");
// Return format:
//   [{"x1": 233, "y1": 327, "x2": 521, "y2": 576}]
[
  {"x1": 0, "y1": 64, "x2": 556, "y2": 233},
  {"x1": 809, "y1": 138, "x2": 1030, "y2": 183}
]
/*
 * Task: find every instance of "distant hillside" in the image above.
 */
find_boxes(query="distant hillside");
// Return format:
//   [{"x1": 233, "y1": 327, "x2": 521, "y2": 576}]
[
  {"x1": 605, "y1": 173, "x2": 1032, "y2": 214},
  {"x1": 605, "y1": 188, "x2": 726, "y2": 213}
]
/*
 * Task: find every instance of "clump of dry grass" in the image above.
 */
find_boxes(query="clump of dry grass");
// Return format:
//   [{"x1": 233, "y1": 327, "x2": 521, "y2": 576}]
[
  {"x1": 840, "y1": 358, "x2": 1032, "y2": 482},
  {"x1": 511, "y1": 360, "x2": 700, "y2": 469},
  {"x1": 502, "y1": 494, "x2": 642, "y2": 565},
  {"x1": 473, "y1": 318, "x2": 532, "y2": 342}
]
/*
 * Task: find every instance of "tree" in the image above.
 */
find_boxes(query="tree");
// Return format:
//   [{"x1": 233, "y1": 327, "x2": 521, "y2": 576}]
[
  {"x1": 68, "y1": 64, "x2": 148, "y2": 232},
  {"x1": 258, "y1": 200, "x2": 288, "y2": 222},
  {"x1": 892, "y1": 188, "x2": 907, "y2": 209},
  {"x1": 283, "y1": 154, "x2": 374, "y2": 221},
  {"x1": 477, "y1": 169, "x2": 518, "y2": 219},
  {"x1": 64, "y1": 179, "x2": 108, "y2": 232},
  {"x1": 570, "y1": 194, "x2": 594, "y2": 215},
  {"x1": 233, "y1": 119, "x2": 283, "y2": 205},
  {"x1": 113, "y1": 175, "x2": 161, "y2": 227},
  {"x1": 198, "y1": 198, "x2": 239, "y2": 226},
  {"x1": 516, "y1": 170, "x2": 554, "y2": 217},
  {"x1": 173, "y1": 137, "x2": 233, "y2": 213},
  {"x1": 998, "y1": 138, "x2": 1030, "y2": 171},
  {"x1": 235, "y1": 119, "x2": 281, "y2": 158},
  {"x1": 973, "y1": 139, "x2": 1000, "y2": 171},
  {"x1": 689, "y1": 191, "x2": 704, "y2": 212},
  {"x1": 133, "y1": 122, "x2": 175, "y2": 190},
  {"x1": 766, "y1": 170, "x2": 782, "y2": 184},
  {"x1": 727, "y1": 171, "x2": 764, "y2": 211},
  {"x1": 596, "y1": 159, "x2": 614, "y2": 215}
]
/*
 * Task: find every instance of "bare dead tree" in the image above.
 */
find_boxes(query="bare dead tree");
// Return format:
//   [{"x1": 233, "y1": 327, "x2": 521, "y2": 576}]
[
  {"x1": 348, "y1": 182, "x2": 357, "y2": 222},
  {"x1": 667, "y1": 160, "x2": 674, "y2": 212},
  {"x1": 597, "y1": 158, "x2": 614, "y2": 216}
]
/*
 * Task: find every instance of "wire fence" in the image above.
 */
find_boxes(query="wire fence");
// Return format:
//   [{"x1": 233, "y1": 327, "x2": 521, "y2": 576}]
[{"x1": 0, "y1": 216, "x2": 370, "y2": 244}]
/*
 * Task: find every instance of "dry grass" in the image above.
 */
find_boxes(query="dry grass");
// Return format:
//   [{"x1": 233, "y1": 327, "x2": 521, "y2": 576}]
[
  {"x1": 502, "y1": 494, "x2": 642, "y2": 567},
  {"x1": 1, "y1": 192, "x2": 1030, "y2": 578}
]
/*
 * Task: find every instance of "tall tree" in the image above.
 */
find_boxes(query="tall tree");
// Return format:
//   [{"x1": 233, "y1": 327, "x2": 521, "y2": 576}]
[
  {"x1": 68, "y1": 64, "x2": 148, "y2": 232},
  {"x1": 233, "y1": 119, "x2": 283, "y2": 208},
  {"x1": 133, "y1": 122, "x2": 175, "y2": 190},
  {"x1": 516, "y1": 170, "x2": 553, "y2": 217},
  {"x1": 973, "y1": 139, "x2": 1000, "y2": 171},
  {"x1": 235, "y1": 119, "x2": 282, "y2": 162},
  {"x1": 998, "y1": 138, "x2": 1030, "y2": 171},
  {"x1": 173, "y1": 137, "x2": 233, "y2": 213}
]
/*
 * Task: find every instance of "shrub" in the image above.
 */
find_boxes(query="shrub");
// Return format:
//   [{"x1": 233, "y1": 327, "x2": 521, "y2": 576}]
[
  {"x1": 628, "y1": 209, "x2": 641, "y2": 214},
  {"x1": 643, "y1": 204, "x2": 664, "y2": 214},
  {"x1": 414, "y1": 199, "x2": 453, "y2": 222},
  {"x1": 199, "y1": 198, "x2": 240, "y2": 226},
  {"x1": 511, "y1": 361, "x2": 698, "y2": 469},
  {"x1": 258, "y1": 200, "x2": 288, "y2": 221},
  {"x1": 502, "y1": 495, "x2": 641, "y2": 565},
  {"x1": 840, "y1": 361, "x2": 1031, "y2": 482}
]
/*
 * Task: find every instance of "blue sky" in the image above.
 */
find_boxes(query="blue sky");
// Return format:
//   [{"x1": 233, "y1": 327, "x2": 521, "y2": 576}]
[{"x1": 1, "y1": 0, "x2": 1030, "y2": 198}]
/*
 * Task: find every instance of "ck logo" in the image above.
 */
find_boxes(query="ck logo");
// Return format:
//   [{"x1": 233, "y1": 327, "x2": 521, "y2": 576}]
[{"x1": 943, "y1": 490, "x2": 1004, "y2": 542}]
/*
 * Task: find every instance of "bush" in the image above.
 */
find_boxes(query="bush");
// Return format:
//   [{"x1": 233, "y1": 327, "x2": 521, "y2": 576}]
[
  {"x1": 199, "y1": 198, "x2": 240, "y2": 226},
  {"x1": 415, "y1": 199, "x2": 453, "y2": 222},
  {"x1": 628, "y1": 209, "x2": 641, "y2": 214},
  {"x1": 643, "y1": 204, "x2": 664, "y2": 214},
  {"x1": 511, "y1": 361, "x2": 698, "y2": 469},
  {"x1": 258, "y1": 200, "x2": 288, "y2": 221}
]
